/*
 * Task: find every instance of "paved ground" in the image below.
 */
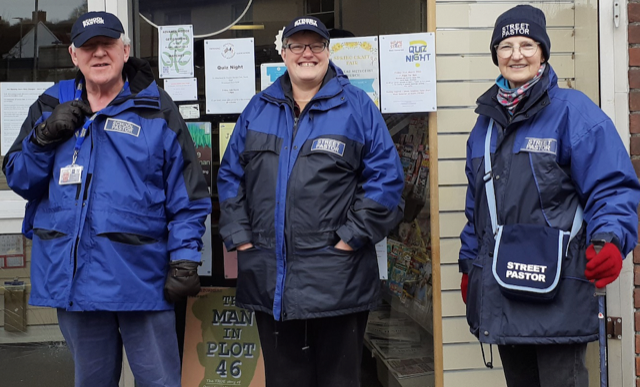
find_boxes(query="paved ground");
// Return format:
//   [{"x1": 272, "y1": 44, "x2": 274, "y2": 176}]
[
  {"x1": 0, "y1": 342, "x2": 383, "y2": 387},
  {"x1": 0, "y1": 342, "x2": 74, "y2": 386}
]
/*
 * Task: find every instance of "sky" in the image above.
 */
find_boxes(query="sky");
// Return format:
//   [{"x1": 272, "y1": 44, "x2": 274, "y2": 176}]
[{"x1": 1, "y1": 0, "x2": 86, "y2": 25}]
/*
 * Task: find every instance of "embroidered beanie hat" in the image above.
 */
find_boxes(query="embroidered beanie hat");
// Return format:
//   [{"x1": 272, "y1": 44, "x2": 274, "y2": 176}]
[{"x1": 490, "y1": 5, "x2": 550, "y2": 66}]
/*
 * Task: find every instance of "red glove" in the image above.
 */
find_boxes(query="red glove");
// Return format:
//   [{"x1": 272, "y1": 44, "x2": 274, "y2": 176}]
[
  {"x1": 461, "y1": 273, "x2": 469, "y2": 304},
  {"x1": 584, "y1": 242, "x2": 623, "y2": 288}
]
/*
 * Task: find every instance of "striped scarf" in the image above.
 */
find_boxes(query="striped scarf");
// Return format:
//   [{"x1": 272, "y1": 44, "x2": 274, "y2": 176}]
[{"x1": 496, "y1": 63, "x2": 546, "y2": 113}]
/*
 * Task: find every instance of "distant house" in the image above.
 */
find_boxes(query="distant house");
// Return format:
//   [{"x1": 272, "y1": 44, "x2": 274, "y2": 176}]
[{"x1": 4, "y1": 22, "x2": 62, "y2": 59}]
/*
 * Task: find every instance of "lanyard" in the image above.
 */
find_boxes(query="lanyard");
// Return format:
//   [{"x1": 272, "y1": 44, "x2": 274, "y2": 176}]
[
  {"x1": 71, "y1": 82, "x2": 90, "y2": 165},
  {"x1": 70, "y1": 80, "x2": 128, "y2": 165}
]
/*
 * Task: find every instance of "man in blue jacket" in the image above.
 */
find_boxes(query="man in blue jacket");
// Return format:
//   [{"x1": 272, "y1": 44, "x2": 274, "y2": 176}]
[
  {"x1": 2, "y1": 12, "x2": 211, "y2": 387},
  {"x1": 217, "y1": 16, "x2": 404, "y2": 387}
]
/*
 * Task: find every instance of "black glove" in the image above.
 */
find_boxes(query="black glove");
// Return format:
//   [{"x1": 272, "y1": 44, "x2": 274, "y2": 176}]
[
  {"x1": 34, "y1": 100, "x2": 93, "y2": 146},
  {"x1": 164, "y1": 260, "x2": 201, "y2": 303}
]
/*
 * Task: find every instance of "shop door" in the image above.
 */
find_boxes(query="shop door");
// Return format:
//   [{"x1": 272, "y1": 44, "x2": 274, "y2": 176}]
[{"x1": 133, "y1": 0, "x2": 437, "y2": 386}]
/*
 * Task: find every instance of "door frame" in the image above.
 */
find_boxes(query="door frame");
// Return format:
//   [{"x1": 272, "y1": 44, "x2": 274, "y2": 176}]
[{"x1": 598, "y1": 0, "x2": 633, "y2": 386}]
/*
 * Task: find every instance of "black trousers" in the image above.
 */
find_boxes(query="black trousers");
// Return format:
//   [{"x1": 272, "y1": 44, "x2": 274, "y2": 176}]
[
  {"x1": 255, "y1": 310, "x2": 369, "y2": 387},
  {"x1": 498, "y1": 343, "x2": 589, "y2": 387}
]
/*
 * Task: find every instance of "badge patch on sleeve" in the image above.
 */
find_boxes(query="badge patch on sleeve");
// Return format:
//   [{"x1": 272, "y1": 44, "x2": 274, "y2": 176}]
[
  {"x1": 311, "y1": 138, "x2": 345, "y2": 156},
  {"x1": 521, "y1": 137, "x2": 557, "y2": 155},
  {"x1": 104, "y1": 118, "x2": 141, "y2": 137}
]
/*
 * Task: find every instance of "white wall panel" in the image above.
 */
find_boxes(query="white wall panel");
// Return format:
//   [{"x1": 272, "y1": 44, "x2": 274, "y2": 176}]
[
  {"x1": 436, "y1": 3, "x2": 575, "y2": 28},
  {"x1": 437, "y1": 108, "x2": 477, "y2": 134},
  {"x1": 437, "y1": 160, "x2": 467, "y2": 184},
  {"x1": 436, "y1": 29, "x2": 575, "y2": 55}
]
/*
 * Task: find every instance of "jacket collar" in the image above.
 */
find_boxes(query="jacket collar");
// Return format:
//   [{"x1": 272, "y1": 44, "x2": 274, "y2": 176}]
[
  {"x1": 475, "y1": 63, "x2": 556, "y2": 128},
  {"x1": 75, "y1": 57, "x2": 159, "y2": 103}
]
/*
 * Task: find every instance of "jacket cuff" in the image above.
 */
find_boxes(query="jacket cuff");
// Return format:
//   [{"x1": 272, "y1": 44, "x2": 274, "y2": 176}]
[
  {"x1": 170, "y1": 248, "x2": 201, "y2": 262},
  {"x1": 590, "y1": 232, "x2": 622, "y2": 255},
  {"x1": 25, "y1": 130, "x2": 57, "y2": 152},
  {"x1": 459, "y1": 259, "x2": 472, "y2": 274},
  {"x1": 336, "y1": 225, "x2": 365, "y2": 250},
  {"x1": 223, "y1": 229, "x2": 252, "y2": 251}
]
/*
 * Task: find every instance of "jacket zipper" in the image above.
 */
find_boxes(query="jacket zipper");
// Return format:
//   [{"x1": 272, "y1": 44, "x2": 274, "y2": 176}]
[
  {"x1": 275, "y1": 90, "x2": 343, "y2": 319},
  {"x1": 71, "y1": 124, "x2": 95, "y2": 279}
]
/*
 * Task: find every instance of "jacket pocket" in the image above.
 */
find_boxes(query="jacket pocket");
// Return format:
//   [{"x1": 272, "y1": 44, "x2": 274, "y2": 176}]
[
  {"x1": 236, "y1": 246, "x2": 277, "y2": 309},
  {"x1": 291, "y1": 245, "x2": 378, "y2": 315},
  {"x1": 92, "y1": 210, "x2": 167, "y2": 241},
  {"x1": 33, "y1": 228, "x2": 67, "y2": 240},
  {"x1": 97, "y1": 232, "x2": 158, "y2": 245}
]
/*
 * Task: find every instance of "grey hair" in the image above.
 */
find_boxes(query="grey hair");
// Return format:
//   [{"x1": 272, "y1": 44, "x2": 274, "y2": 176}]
[{"x1": 70, "y1": 33, "x2": 131, "y2": 52}]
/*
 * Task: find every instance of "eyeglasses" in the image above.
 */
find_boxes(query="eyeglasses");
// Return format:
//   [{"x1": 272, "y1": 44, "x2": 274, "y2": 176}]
[
  {"x1": 284, "y1": 42, "x2": 328, "y2": 54},
  {"x1": 495, "y1": 42, "x2": 540, "y2": 59}
]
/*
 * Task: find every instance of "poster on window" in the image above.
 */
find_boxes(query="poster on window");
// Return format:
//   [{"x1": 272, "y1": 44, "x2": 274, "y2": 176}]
[
  {"x1": 218, "y1": 122, "x2": 239, "y2": 279},
  {"x1": 187, "y1": 122, "x2": 212, "y2": 192},
  {"x1": 205, "y1": 38, "x2": 256, "y2": 114},
  {"x1": 159, "y1": 25, "x2": 194, "y2": 79},
  {"x1": 219, "y1": 123, "x2": 235, "y2": 162},
  {"x1": 260, "y1": 63, "x2": 286, "y2": 91},
  {"x1": 1, "y1": 82, "x2": 53, "y2": 155},
  {"x1": 330, "y1": 37, "x2": 380, "y2": 108},
  {"x1": 379, "y1": 33, "x2": 437, "y2": 113},
  {"x1": 182, "y1": 287, "x2": 265, "y2": 387}
]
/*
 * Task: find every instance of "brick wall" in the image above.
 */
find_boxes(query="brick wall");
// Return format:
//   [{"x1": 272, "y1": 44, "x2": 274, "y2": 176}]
[{"x1": 632, "y1": 2, "x2": 640, "y2": 385}]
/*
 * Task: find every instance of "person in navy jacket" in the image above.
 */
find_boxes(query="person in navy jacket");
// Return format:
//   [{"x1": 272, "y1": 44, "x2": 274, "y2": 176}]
[
  {"x1": 217, "y1": 16, "x2": 404, "y2": 387},
  {"x1": 2, "y1": 12, "x2": 211, "y2": 387},
  {"x1": 459, "y1": 5, "x2": 640, "y2": 386}
]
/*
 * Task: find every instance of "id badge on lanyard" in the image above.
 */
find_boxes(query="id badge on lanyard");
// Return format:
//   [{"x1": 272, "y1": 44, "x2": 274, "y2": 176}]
[{"x1": 59, "y1": 81, "x2": 95, "y2": 186}]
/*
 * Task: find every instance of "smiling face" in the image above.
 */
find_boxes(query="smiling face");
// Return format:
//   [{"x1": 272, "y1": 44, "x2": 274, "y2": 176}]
[
  {"x1": 497, "y1": 36, "x2": 544, "y2": 89},
  {"x1": 281, "y1": 31, "x2": 329, "y2": 88},
  {"x1": 69, "y1": 36, "x2": 130, "y2": 92}
]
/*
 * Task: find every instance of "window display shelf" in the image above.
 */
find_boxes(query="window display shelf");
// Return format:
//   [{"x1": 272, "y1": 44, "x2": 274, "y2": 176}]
[
  {"x1": 375, "y1": 355, "x2": 435, "y2": 387},
  {"x1": 382, "y1": 287, "x2": 433, "y2": 335}
]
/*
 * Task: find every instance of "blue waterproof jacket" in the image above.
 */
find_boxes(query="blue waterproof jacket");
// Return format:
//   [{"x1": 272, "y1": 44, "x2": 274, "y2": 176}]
[
  {"x1": 459, "y1": 64, "x2": 640, "y2": 345},
  {"x1": 2, "y1": 58, "x2": 211, "y2": 311},
  {"x1": 218, "y1": 62, "x2": 404, "y2": 320}
]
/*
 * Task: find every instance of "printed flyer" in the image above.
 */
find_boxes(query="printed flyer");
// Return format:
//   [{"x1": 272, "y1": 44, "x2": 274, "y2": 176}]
[
  {"x1": 218, "y1": 122, "x2": 238, "y2": 279},
  {"x1": 379, "y1": 33, "x2": 437, "y2": 113},
  {"x1": 330, "y1": 37, "x2": 380, "y2": 108},
  {"x1": 159, "y1": 25, "x2": 194, "y2": 79},
  {"x1": 260, "y1": 63, "x2": 286, "y2": 91},
  {"x1": 186, "y1": 122, "x2": 213, "y2": 276},
  {"x1": 205, "y1": 38, "x2": 256, "y2": 114},
  {"x1": 187, "y1": 122, "x2": 213, "y2": 192},
  {"x1": 1, "y1": 82, "x2": 53, "y2": 155},
  {"x1": 182, "y1": 288, "x2": 265, "y2": 387}
]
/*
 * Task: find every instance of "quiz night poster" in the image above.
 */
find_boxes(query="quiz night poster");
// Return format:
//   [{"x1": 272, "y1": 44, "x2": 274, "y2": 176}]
[{"x1": 182, "y1": 287, "x2": 265, "y2": 387}]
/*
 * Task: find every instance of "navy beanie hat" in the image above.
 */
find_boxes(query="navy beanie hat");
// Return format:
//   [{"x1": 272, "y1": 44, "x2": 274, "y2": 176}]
[{"x1": 490, "y1": 5, "x2": 550, "y2": 65}]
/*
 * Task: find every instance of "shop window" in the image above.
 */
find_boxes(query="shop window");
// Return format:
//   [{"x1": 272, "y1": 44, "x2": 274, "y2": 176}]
[
  {"x1": 305, "y1": 0, "x2": 335, "y2": 30},
  {"x1": 231, "y1": 3, "x2": 254, "y2": 38},
  {"x1": 165, "y1": 10, "x2": 191, "y2": 26},
  {"x1": 0, "y1": 0, "x2": 87, "y2": 383},
  {"x1": 136, "y1": 0, "x2": 434, "y2": 385}
]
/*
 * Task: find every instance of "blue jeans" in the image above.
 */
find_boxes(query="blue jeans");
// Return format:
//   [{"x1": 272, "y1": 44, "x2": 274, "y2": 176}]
[
  {"x1": 498, "y1": 343, "x2": 588, "y2": 387},
  {"x1": 57, "y1": 309, "x2": 181, "y2": 387}
]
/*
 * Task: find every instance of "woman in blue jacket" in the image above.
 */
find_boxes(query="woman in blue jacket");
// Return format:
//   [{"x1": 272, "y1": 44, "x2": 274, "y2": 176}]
[{"x1": 459, "y1": 5, "x2": 640, "y2": 386}]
